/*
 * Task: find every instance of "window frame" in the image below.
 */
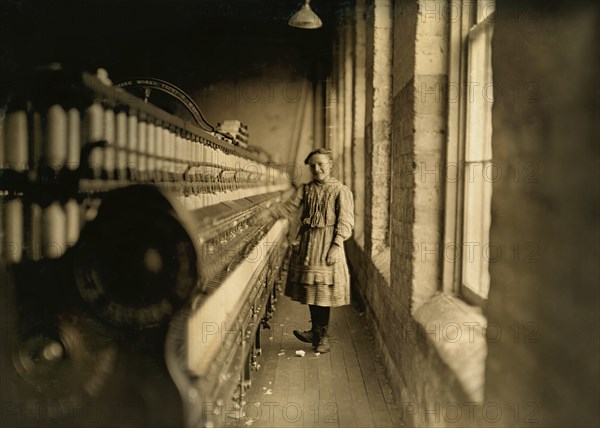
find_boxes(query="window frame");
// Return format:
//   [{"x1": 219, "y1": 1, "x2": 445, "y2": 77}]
[{"x1": 442, "y1": 0, "x2": 495, "y2": 307}]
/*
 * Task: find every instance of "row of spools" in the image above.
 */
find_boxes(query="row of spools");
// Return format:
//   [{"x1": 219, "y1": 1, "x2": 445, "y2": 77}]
[{"x1": 0, "y1": 99, "x2": 287, "y2": 264}]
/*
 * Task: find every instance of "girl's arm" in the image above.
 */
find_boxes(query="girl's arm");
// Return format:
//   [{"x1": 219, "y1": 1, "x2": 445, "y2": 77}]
[
  {"x1": 272, "y1": 184, "x2": 304, "y2": 218},
  {"x1": 333, "y1": 185, "x2": 354, "y2": 247}
]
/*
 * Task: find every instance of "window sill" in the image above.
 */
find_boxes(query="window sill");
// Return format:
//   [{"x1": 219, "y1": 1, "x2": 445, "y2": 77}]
[
  {"x1": 461, "y1": 285, "x2": 489, "y2": 311},
  {"x1": 413, "y1": 293, "x2": 487, "y2": 402}
]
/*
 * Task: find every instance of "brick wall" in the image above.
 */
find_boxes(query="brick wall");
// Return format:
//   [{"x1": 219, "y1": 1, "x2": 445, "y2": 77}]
[
  {"x1": 410, "y1": 0, "x2": 448, "y2": 312},
  {"x1": 352, "y1": 0, "x2": 367, "y2": 248},
  {"x1": 345, "y1": 1, "x2": 599, "y2": 427},
  {"x1": 347, "y1": 1, "x2": 481, "y2": 426},
  {"x1": 392, "y1": 0, "x2": 418, "y2": 325},
  {"x1": 364, "y1": 0, "x2": 393, "y2": 257}
]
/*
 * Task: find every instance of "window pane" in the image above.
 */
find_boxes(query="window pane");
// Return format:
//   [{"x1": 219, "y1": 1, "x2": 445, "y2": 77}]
[
  {"x1": 462, "y1": 161, "x2": 492, "y2": 298},
  {"x1": 462, "y1": 12, "x2": 494, "y2": 300}
]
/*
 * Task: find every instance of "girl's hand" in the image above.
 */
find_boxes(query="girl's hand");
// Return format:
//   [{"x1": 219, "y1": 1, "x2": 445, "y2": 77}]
[{"x1": 326, "y1": 244, "x2": 340, "y2": 265}]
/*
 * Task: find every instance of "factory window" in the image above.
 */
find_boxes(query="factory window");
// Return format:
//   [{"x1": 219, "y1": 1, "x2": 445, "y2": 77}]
[{"x1": 443, "y1": 0, "x2": 495, "y2": 305}]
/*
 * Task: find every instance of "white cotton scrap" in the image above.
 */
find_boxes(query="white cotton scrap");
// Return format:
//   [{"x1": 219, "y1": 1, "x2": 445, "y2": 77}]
[
  {"x1": 264, "y1": 389, "x2": 273, "y2": 395},
  {"x1": 226, "y1": 411, "x2": 245, "y2": 420},
  {"x1": 295, "y1": 350, "x2": 306, "y2": 357},
  {"x1": 277, "y1": 351, "x2": 285, "y2": 356}
]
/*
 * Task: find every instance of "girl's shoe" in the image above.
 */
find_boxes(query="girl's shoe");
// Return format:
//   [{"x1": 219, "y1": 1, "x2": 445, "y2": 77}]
[
  {"x1": 293, "y1": 329, "x2": 313, "y2": 343},
  {"x1": 315, "y1": 327, "x2": 330, "y2": 354}
]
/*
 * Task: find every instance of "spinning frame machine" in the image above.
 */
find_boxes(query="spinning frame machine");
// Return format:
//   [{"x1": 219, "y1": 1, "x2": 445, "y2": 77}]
[{"x1": 0, "y1": 67, "x2": 300, "y2": 427}]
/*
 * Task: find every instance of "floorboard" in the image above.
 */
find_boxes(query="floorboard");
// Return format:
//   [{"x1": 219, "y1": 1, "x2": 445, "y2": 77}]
[{"x1": 216, "y1": 294, "x2": 401, "y2": 428}]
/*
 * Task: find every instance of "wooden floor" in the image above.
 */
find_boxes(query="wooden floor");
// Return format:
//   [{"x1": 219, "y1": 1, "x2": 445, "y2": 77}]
[{"x1": 220, "y1": 292, "x2": 403, "y2": 428}]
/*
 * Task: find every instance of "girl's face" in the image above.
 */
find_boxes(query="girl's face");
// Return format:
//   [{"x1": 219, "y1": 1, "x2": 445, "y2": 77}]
[{"x1": 308, "y1": 153, "x2": 333, "y2": 182}]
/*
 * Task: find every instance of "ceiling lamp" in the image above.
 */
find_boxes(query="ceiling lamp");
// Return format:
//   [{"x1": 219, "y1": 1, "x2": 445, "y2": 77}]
[{"x1": 288, "y1": 0, "x2": 322, "y2": 29}]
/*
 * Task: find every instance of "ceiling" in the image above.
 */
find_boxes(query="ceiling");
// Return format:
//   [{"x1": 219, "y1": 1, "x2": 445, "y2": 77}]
[{"x1": 0, "y1": 0, "x2": 343, "y2": 81}]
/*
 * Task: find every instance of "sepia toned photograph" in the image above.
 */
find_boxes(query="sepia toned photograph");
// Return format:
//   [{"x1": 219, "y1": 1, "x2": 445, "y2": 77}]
[{"x1": 0, "y1": 1, "x2": 598, "y2": 427}]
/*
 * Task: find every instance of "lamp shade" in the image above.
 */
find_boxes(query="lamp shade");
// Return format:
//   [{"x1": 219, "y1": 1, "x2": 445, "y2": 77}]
[{"x1": 288, "y1": 0, "x2": 322, "y2": 29}]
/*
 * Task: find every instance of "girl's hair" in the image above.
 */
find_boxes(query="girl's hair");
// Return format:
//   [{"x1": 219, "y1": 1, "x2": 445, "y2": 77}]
[{"x1": 304, "y1": 148, "x2": 333, "y2": 164}]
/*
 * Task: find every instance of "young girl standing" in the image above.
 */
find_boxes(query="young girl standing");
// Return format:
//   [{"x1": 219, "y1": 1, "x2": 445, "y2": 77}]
[{"x1": 279, "y1": 148, "x2": 354, "y2": 354}]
